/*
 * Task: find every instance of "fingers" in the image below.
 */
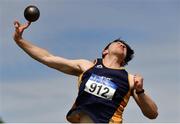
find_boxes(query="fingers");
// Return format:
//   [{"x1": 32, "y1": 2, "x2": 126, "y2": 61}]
[
  {"x1": 133, "y1": 74, "x2": 144, "y2": 90},
  {"x1": 133, "y1": 74, "x2": 139, "y2": 82},
  {"x1": 134, "y1": 74, "x2": 143, "y2": 81},
  {"x1": 13, "y1": 20, "x2": 31, "y2": 30},
  {"x1": 133, "y1": 74, "x2": 143, "y2": 84},
  {"x1": 13, "y1": 20, "x2": 32, "y2": 36},
  {"x1": 22, "y1": 21, "x2": 31, "y2": 29},
  {"x1": 27, "y1": 21, "x2": 31, "y2": 25}
]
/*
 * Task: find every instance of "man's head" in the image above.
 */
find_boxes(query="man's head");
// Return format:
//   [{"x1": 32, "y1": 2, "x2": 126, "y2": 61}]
[{"x1": 102, "y1": 38, "x2": 134, "y2": 66}]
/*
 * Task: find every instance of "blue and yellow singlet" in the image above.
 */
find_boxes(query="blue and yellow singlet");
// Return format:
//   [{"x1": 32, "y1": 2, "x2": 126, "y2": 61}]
[{"x1": 66, "y1": 58, "x2": 131, "y2": 123}]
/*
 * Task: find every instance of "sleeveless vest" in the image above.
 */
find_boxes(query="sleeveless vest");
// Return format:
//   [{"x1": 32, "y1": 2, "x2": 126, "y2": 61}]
[{"x1": 67, "y1": 58, "x2": 131, "y2": 123}]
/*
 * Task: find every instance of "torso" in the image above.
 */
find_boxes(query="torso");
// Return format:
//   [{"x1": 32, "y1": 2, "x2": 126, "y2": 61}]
[{"x1": 67, "y1": 58, "x2": 134, "y2": 123}]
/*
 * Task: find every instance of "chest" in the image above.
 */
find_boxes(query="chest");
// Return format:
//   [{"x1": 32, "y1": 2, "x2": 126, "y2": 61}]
[{"x1": 79, "y1": 67, "x2": 130, "y2": 100}]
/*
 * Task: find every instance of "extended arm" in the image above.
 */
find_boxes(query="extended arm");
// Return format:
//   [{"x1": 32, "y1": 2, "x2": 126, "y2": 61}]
[
  {"x1": 131, "y1": 74, "x2": 158, "y2": 119},
  {"x1": 13, "y1": 21, "x2": 94, "y2": 76}
]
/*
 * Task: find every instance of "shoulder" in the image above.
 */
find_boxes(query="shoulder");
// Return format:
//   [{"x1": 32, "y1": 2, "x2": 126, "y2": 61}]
[
  {"x1": 77, "y1": 59, "x2": 95, "y2": 72},
  {"x1": 78, "y1": 59, "x2": 94, "y2": 66}
]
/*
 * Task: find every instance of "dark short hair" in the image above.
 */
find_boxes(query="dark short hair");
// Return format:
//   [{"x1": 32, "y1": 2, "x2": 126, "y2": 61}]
[{"x1": 102, "y1": 38, "x2": 134, "y2": 66}]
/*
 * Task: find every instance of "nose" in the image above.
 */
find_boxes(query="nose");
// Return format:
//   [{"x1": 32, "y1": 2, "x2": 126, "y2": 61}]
[{"x1": 120, "y1": 43, "x2": 126, "y2": 48}]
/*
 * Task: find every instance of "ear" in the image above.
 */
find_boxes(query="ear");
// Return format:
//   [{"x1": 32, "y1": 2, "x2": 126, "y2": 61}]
[{"x1": 102, "y1": 49, "x2": 108, "y2": 57}]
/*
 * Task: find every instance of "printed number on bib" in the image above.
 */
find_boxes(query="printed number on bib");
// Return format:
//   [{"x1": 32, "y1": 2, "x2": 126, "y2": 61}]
[{"x1": 84, "y1": 74, "x2": 117, "y2": 100}]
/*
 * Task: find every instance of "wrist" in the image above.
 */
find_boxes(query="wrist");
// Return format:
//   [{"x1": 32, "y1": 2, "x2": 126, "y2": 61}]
[
  {"x1": 15, "y1": 37, "x2": 24, "y2": 44},
  {"x1": 14, "y1": 37, "x2": 22, "y2": 42},
  {"x1": 136, "y1": 89, "x2": 145, "y2": 95}
]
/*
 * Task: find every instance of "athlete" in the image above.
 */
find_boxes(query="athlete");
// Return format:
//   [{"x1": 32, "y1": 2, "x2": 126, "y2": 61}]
[{"x1": 13, "y1": 21, "x2": 158, "y2": 123}]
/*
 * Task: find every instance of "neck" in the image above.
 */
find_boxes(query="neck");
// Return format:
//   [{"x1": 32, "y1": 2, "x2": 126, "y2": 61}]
[{"x1": 102, "y1": 55, "x2": 124, "y2": 69}]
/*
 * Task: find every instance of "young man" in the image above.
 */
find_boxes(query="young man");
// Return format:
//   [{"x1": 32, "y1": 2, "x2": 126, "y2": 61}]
[{"x1": 13, "y1": 21, "x2": 158, "y2": 123}]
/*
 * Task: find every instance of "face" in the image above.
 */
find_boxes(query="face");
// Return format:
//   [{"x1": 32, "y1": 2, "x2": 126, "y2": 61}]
[{"x1": 104, "y1": 41, "x2": 127, "y2": 59}]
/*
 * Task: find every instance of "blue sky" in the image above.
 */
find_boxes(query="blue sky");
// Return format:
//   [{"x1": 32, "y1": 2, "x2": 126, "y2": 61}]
[{"x1": 0, "y1": 0, "x2": 180, "y2": 123}]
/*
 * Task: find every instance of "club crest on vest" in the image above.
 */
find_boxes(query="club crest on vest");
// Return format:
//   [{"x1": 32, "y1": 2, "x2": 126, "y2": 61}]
[{"x1": 96, "y1": 64, "x2": 103, "y2": 68}]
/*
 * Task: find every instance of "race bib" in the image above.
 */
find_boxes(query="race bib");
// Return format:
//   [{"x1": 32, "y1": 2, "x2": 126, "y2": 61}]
[{"x1": 84, "y1": 74, "x2": 117, "y2": 100}]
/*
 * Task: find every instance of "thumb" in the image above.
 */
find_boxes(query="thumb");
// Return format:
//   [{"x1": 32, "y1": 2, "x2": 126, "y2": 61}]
[{"x1": 14, "y1": 20, "x2": 20, "y2": 31}]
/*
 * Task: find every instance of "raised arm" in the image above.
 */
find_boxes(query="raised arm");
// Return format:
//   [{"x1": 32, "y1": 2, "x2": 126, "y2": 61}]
[
  {"x1": 13, "y1": 21, "x2": 94, "y2": 76},
  {"x1": 129, "y1": 74, "x2": 158, "y2": 119}
]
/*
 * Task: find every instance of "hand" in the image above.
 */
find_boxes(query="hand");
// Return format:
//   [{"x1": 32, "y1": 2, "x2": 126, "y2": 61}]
[
  {"x1": 13, "y1": 20, "x2": 31, "y2": 41},
  {"x1": 134, "y1": 74, "x2": 144, "y2": 92}
]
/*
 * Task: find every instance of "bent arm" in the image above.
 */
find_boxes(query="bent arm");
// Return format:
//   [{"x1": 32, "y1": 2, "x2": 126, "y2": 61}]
[
  {"x1": 132, "y1": 90, "x2": 158, "y2": 119},
  {"x1": 129, "y1": 74, "x2": 158, "y2": 119}
]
